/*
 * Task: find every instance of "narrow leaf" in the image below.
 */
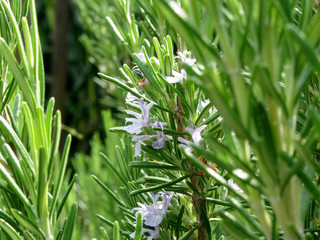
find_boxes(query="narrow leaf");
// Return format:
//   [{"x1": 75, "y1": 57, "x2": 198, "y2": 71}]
[
  {"x1": 113, "y1": 221, "x2": 120, "y2": 240},
  {"x1": 0, "y1": 219, "x2": 23, "y2": 240},
  {"x1": 56, "y1": 174, "x2": 78, "y2": 220},
  {"x1": 0, "y1": 38, "x2": 36, "y2": 113},
  {"x1": 92, "y1": 175, "x2": 126, "y2": 207},
  {"x1": 130, "y1": 175, "x2": 189, "y2": 196},
  {"x1": 98, "y1": 73, "x2": 171, "y2": 113},
  {"x1": 49, "y1": 134, "x2": 71, "y2": 217},
  {"x1": 0, "y1": 163, "x2": 33, "y2": 216},
  {"x1": 100, "y1": 152, "x2": 127, "y2": 186},
  {"x1": 176, "y1": 205, "x2": 185, "y2": 239},
  {"x1": 11, "y1": 209, "x2": 45, "y2": 239},
  {"x1": 47, "y1": 111, "x2": 61, "y2": 179},
  {"x1": 0, "y1": 0, "x2": 30, "y2": 77},
  {"x1": 61, "y1": 203, "x2": 77, "y2": 240},
  {"x1": 178, "y1": 227, "x2": 196, "y2": 240},
  {"x1": 129, "y1": 161, "x2": 179, "y2": 170},
  {"x1": 134, "y1": 212, "x2": 142, "y2": 240},
  {"x1": 155, "y1": 0, "x2": 219, "y2": 65},
  {"x1": 287, "y1": 24, "x2": 320, "y2": 71}
]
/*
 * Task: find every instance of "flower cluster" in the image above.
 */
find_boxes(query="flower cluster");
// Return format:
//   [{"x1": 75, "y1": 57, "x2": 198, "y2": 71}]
[
  {"x1": 131, "y1": 191, "x2": 173, "y2": 240},
  {"x1": 124, "y1": 49, "x2": 208, "y2": 158},
  {"x1": 125, "y1": 97, "x2": 170, "y2": 157},
  {"x1": 124, "y1": 98, "x2": 207, "y2": 156}
]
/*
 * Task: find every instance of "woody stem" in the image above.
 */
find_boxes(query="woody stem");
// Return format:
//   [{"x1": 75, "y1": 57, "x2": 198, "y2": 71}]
[{"x1": 174, "y1": 36, "x2": 208, "y2": 239}]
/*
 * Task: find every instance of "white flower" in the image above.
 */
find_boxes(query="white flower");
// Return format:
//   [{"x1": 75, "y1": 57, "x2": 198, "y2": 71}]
[
  {"x1": 125, "y1": 91, "x2": 141, "y2": 103},
  {"x1": 131, "y1": 191, "x2": 173, "y2": 240},
  {"x1": 177, "y1": 51, "x2": 196, "y2": 66},
  {"x1": 165, "y1": 69, "x2": 187, "y2": 83},
  {"x1": 125, "y1": 99, "x2": 154, "y2": 134},
  {"x1": 178, "y1": 121, "x2": 207, "y2": 148},
  {"x1": 131, "y1": 121, "x2": 169, "y2": 157},
  {"x1": 132, "y1": 135, "x2": 153, "y2": 157},
  {"x1": 132, "y1": 191, "x2": 173, "y2": 227},
  {"x1": 200, "y1": 99, "x2": 211, "y2": 109}
]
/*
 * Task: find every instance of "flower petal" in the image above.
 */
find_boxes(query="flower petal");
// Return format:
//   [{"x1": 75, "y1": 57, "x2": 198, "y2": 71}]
[
  {"x1": 125, "y1": 110, "x2": 141, "y2": 118},
  {"x1": 178, "y1": 137, "x2": 189, "y2": 145},
  {"x1": 144, "y1": 213, "x2": 163, "y2": 227},
  {"x1": 134, "y1": 142, "x2": 142, "y2": 157}
]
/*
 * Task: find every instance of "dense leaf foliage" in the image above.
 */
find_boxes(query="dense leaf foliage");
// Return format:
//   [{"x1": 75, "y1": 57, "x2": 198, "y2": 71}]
[{"x1": 0, "y1": 0, "x2": 320, "y2": 240}]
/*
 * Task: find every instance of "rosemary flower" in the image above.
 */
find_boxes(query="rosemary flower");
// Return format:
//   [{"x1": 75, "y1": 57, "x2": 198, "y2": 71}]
[
  {"x1": 125, "y1": 99, "x2": 154, "y2": 134},
  {"x1": 132, "y1": 191, "x2": 173, "y2": 227},
  {"x1": 166, "y1": 69, "x2": 187, "y2": 84},
  {"x1": 178, "y1": 121, "x2": 207, "y2": 146}
]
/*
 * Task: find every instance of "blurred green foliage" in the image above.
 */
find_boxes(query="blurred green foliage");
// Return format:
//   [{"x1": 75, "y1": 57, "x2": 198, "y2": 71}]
[
  {"x1": 34, "y1": 0, "x2": 129, "y2": 238},
  {"x1": 36, "y1": 0, "x2": 123, "y2": 155},
  {"x1": 63, "y1": 110, "x2": 123, "y2": 239}
]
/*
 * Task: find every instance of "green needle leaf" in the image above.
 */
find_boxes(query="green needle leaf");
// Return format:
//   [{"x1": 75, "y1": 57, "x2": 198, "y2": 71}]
[
  {"x1": 134, "y1": 212, "x2": 142, "y2": 240},
  {"x1": 49, "y1": 134, "x2": 71, "y2": 217},
  {"x1": 92, "y1": 175, "x2": 126, "y2": 207},
  {"x1": 56, "y1": 174, "x2": 78, "y2": 221},
  {"x1": 0, "y1": 163, "x2": 33, "y2": 217},
  {"x1": 11, "y1": 209, "x2": 45, "y2": 240},
  {"x1": 0, "y1": 219, "x2": 24, "y2": 240},
  {"x1": 129, "y1": 161, "x2": 179, "y2": 170},
  {"x1": 130, "y1": 175, "x2": 189, "y2": 196},
  {"x1": 113, "y1": 221, "x2": 120, "y2": 240},
  {"x1": 61, "y1": 203, "x2": 77, "y2": 240},
  {"x1": 0, "y1": 38, "x2": 37, "y2": 113},
  {"x1": 98, "y1": 73, "x2": 171, "y2": 113}
]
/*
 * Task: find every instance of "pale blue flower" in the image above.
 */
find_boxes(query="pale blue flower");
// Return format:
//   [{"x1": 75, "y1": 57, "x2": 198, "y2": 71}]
[
  {"x1": 125, "y1": 91, "x2": 144, "y2": 103},
  {"x1": 152, "y1": 131, "x2": 169, "y2": 149},
  {"x1": 178, "y1": 121, "x2": 207, "y2": 151},
  {"x1": 132, "y1": 135, "x2": 153, "y2": 157},
  {"x1": 132, "y1": 191, "x2": 173, "y2": 227},
  {"x1": 186, "y1": 122, "x2": 207, "y2": 145},
  {"x1": 143, "y1": 226, "x2": 160, "y2": 240},
  {"x1": 130, "y1": 192, "x2": 173, "y2": 238},
  {"x1": 131, "y1": 121, "x2": 169, "y2": 156},
  {"x1": 126, "y1": 92, "x2": 138, "y2": 102},
  {"x1": 149, "y1": 121, "x2": 170, "y2": 149},
  {"x1": 132, "y1": 131, "x2": 169, "y2": 156},
  {"x1": 149, "y1": 121, "x2": 167, "y2": 130},
  {"x1": 125, "y1": 99, "x2": 154, "y2": 134}
]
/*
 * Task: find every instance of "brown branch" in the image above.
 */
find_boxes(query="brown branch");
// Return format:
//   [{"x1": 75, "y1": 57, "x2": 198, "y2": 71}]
[
  {"x1": 51, "y1": 0, "x2": 69, "y2": 119},
  {"x1": 174, "y1": 36, "x2": 208, "y2": 240}
]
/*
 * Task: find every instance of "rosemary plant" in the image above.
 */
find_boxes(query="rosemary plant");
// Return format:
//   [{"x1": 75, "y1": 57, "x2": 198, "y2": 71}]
[
  {"x1": 96, "y1": 0, "x2": 320, "y2": 240},
  {"x1": 0, "y1": 0, "x2": 319, "y2": 240},
  {"x1": 0, "y1": 0, "x2": 76, "y2": 239}
]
